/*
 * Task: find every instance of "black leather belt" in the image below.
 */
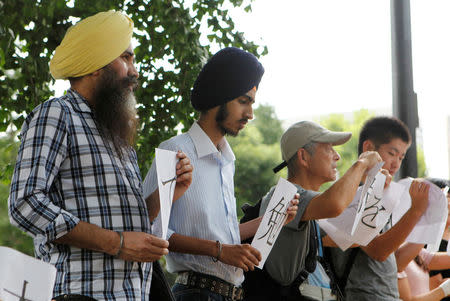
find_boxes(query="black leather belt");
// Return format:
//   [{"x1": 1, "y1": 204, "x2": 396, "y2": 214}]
[{"x1": 175, "y1": 271, "x2": 244, "y2": 300}]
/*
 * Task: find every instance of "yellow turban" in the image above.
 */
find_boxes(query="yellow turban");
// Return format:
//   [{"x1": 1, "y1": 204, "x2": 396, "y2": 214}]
[{"x1": 50, "y1": 10, "x2": 133, "y2": 79}]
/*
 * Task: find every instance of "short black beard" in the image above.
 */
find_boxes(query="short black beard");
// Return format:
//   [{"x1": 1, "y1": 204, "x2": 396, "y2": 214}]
[
  {"x1": 215, "y1": 103, "x2": 238, "y2": 137},
  {"x1": 92, "y1": 65, "x2": 138, "y2": 158}
]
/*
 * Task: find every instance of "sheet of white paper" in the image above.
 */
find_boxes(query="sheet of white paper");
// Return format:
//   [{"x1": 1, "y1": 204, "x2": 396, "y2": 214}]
[
  {"x1": 251, "y1": 178, "x2": 297, "y2": 268},
  {"x1": 318, "y1": 218, "x2": 354, "y2": 250},
  {"x1": 155, "y1": 148, "x2": 178, "y2": 240},
  {"x1": 350, "y1": 162, "x2": 385, "y2": 235},
  {"x1": 318, "y1": 180, "x2": 406, "y2": 251},
  {"x1": 392, "y1": 178, "x2": 448, "y2": 248},
  {"x1": 0, "y1": 246, "x2": 56, "y2": 301}
]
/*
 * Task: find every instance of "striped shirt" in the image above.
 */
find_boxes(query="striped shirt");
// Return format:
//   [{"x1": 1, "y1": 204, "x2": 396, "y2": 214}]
[
  {"x1": 143, "y1": 121, "x2": 244, "y2": 286},
  {"x1": 8, "y1": 89, "x2": 153, "y2": 300}
]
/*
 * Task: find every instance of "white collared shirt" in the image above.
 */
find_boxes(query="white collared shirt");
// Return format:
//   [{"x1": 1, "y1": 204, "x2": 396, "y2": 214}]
[{"x1": 143, "y1": 121, "x2": 244, "y2": 286}]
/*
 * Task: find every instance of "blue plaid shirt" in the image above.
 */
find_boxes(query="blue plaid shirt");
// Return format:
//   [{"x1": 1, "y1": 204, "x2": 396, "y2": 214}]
[{"x1": 8, "y1": 89, "x2": 153, "y2": 300}]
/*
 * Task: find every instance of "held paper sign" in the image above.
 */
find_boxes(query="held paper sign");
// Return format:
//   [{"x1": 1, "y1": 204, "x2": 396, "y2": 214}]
[
  {"x1": 318, "y1": 164, "x2": 404, "y2": 251},
  {"x1": 0, "y1": 246, "x2": 56, "y2": 301},
  {"x1": 351, "y1": 162, "x2": 385, "y2": 235},
  {"x1": 251, "y1": 177, "x2": 297, "y2": 268},
  {"x1": 318, "y1": 180, "x2": 404, "y2": 250},
  {"x1": 155, "y1": 148, "x2": 178, "y2": 240},
  {"x1": 392, "y1": 178, "x2": 448, "y2": 251}
]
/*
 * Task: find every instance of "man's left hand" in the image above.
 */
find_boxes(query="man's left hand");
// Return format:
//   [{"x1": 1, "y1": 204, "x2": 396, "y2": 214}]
[
  {"x1": 173, "y1": 150, "x2": 193, "y2": 201},
  {"x1": 284, "y1": 194, "x2": 299, "y2": 225}
]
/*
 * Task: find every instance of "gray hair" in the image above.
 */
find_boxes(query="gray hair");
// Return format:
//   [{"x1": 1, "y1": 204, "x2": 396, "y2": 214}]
[{"x1": 287, "y1": 142, "x2": 317, "y2": 178}]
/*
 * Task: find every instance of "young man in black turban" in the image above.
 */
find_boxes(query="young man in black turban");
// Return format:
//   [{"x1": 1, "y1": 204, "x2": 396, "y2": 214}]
[{"x1": 143, "y1": 47, "x2": 298, "y2": 301}]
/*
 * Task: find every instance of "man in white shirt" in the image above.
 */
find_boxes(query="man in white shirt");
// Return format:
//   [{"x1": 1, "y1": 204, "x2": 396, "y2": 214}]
[{"x1": 143, "y1": 47, "x2": 297, "y2": 301}]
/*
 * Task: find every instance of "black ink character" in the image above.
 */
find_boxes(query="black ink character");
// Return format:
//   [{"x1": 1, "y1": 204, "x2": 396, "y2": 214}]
[
  {"x1": 3, "y1": 280, "x2": 33, "y2": 301},
  {"x1": 361, "y1": 194, "x2": 386, "y2": 229},
  {"x1": 161, "y1": 175, "x2": 176, "y2": 203},
  {"x1": 257, "y1": 197, "x2": 287, "y2": 245},
  {"x1": 357, "y1": 177, "x2": 377, "y2": 214}
]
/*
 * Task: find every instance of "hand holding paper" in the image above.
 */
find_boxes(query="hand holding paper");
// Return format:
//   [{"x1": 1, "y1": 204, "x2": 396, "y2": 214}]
[
  {"x1": 173, "y1": 150, "x2": 193, "y2": 202},
  {"x1": 392, "y1": 178, "x2": 448, "y2": 250},
  {"x1": 318, "y1": 161, "x2": 401, "y2": 251},
  {"x1": 358, "y1": 151, "x2": 383, "y2": 172},
  {"x1": 285, "y1": 194, "x2": 300, "y2": 225},
  {"x1": 251, "y1": 178, "x2": 298, "y2": 268},
  {"x1": 218, "y1": 244, "x2": 261, "y2": 272},
  {"x1": 409, "y1": 179, "x2": 430, "y2": 216}
]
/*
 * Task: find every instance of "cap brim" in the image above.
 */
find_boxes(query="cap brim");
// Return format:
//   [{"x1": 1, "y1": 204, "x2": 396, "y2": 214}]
[{"x1": 314, "y1": 132, "x2": 352, "y2": 146}]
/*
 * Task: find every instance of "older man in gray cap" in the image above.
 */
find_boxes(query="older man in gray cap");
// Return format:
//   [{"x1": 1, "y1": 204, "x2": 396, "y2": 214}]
[
  {"x1": 143, "y1": 47, "x2": 298, "y2": 301},
  {"x1": 243, "y1": 121, "x2": 384, "y2": 301}
]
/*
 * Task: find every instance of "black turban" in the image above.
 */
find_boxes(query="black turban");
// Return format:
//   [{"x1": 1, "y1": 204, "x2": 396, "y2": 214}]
[{"x1": 191, "y1": 47, "x2": 265, "y2": 111}]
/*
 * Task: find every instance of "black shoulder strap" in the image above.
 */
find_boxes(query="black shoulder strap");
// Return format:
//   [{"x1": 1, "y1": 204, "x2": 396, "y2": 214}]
[
  {"x1": 323, "y1": 246, "x2": 359, "y2": 297},
  {"x1": 151, "y1": 260, "x2": 176, "y2": 301},
  {"x1": 240, "y1": 199, "x2": 262, "y2": 244},
  {"x1": 240, "y1": 199, "x2": 262, "y2": 223}
]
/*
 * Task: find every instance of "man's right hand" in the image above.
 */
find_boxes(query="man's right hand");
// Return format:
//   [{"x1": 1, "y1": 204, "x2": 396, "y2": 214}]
[
  {"x1": 358, "y1": 151, "x2": 383, "y2": 170},
  {"x1": 118, "y1": 232, "x2": 169, "y2": 262},
  {"x1": 409, "y1": 179, "x2": 430, "y2": 216},
  {"x1": 219, "y1": 244, "x2": 261, "y2": 272}
]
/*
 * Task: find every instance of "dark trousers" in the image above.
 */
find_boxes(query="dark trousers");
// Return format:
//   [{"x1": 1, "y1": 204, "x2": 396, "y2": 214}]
[
  {"x1": 172, "y1": 283, "x2": 231, "y2": 301},
  {"x1": 243, "y1": 268, "x2": 313, "y2": 301}
]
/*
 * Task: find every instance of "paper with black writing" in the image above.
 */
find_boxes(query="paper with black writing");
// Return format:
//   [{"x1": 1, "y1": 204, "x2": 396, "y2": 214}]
[
  {"x1": 0, "y1": 246, "x2": 56, "y2": 301},
  {"x1": 251, "y1": 177, "x2": 297, "y2": 268},
  {"x1": 155, "y1": 148, "x2": 178, "y2": 240}
]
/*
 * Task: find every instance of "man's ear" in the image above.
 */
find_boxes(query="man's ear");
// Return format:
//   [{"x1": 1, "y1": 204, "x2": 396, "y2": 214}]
[
  {"x1": 90, "y1": 69, "x2": 103, "y2": 78},
  {"x1": 298, "y1": 148, "x2": 310, "y2": 168},
  {"x1": 362, "y1": 140, "x2": 376, "y2": 152}
]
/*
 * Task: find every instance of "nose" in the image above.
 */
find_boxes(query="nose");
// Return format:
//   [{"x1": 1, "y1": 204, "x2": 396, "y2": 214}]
[
  {"x1": 129, "y1": 62, "x2": 139, "y2": 79},
  {"x1": 331, "y1": 147, "x2": 340, "y2": 161},
  {"x1": 246, "y1": 105, "x2": 254, "y2": 120},
  {"x1": 391, "y1": 158, "x2": 400, "y2": 171}
]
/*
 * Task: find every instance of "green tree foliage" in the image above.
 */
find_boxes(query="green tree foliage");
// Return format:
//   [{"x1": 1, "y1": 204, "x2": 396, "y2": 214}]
[
  {"x1": 0, "y1": 133, "x2": 34, "y2": 255},
  {"x1": 252, "y1": 104, "x2": 283, "y2": 145},
  {"x1": 0, "y1": 0, "x2": 266, "y2": 254},
  {"x1": 228, "y1": 104, "x2": 283, "y2": 216},
  {"x1": 0, "y1": 0, "x2": 267, "y2": 176}
]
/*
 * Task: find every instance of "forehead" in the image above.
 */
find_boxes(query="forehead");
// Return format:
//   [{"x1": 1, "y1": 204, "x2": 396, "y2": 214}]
[
  {"x1": 124, "y1": 45, "x2": 134, "y2": 53},
  {"x1": 313, "y1": 142, "x2": 332, "y2": 152},
  {"x1": 378, "y1": 138, "x2": 410, "y2": 154},
  {"x1": 244, "y1": 87, "x2": 257, "y2": 99}
]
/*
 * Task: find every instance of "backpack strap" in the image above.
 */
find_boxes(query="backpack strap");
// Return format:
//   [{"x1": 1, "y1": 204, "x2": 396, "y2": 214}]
[
  {"x1": 240, "y1": 199, "x2": 262, "y2": 244},
  {"x1": 323, "y1": 246, "x2": 359, "y2": 299}
]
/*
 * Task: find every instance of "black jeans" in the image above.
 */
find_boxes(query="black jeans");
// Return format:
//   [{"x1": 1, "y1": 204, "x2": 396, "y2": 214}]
[{"x1": 172, "y1": 283, "x2": 230, "y2": 301}]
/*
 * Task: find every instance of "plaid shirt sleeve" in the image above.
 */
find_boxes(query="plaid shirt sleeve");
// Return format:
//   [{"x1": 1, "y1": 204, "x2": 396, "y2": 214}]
[{"x1": 8, "y1": 100, "x2": 80, "y2": 247}]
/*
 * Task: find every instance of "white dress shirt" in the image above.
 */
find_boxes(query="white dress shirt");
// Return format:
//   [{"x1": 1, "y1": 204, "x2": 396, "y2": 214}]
[{"x1": 143, "y1": 121, "x2": 244, "y2": 286}]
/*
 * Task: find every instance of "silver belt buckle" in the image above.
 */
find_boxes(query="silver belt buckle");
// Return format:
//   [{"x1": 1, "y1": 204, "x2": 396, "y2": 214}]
[
  {"x1": 176, "y1": 271, "x2": 189, "y2": 285},
  {"x1": 231, "y1": 286, "x2": 242, "y2": 300}
]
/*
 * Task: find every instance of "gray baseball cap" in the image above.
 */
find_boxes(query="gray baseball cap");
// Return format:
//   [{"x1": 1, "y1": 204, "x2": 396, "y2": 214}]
[{"x1": 273, "y1": 121, "x2": 352, "y2": 173}]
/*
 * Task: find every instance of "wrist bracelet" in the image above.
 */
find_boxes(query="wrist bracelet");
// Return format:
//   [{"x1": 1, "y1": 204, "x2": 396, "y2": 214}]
[
  {"x1": 212, "y1": 240, "x2": 222, "y2": 262},
  {"x1": 114, "y1": 232, "x2": 124, "y2": 258}
]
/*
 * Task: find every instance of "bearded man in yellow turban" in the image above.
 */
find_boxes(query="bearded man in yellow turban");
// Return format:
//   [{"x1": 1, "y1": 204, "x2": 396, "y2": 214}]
[{"x1": 8, "y1": 10, "x2": 193, "y2": 301}]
